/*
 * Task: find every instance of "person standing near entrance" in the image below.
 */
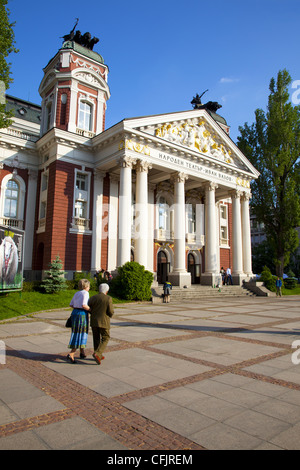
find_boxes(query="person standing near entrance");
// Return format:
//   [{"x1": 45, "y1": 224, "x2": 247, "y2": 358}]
[
  {"x1": 276, "y1": 277, "x2": 282, "y2": 297},
  {"x1": 226, "y1": 267, "x2": 233, "y2": 285},
  {"x1": 88, "y1": 283, "x2": 114, "y2": 365},
  {"x1": 163, "y1": 280, "x2": 172, "y2": 303}
]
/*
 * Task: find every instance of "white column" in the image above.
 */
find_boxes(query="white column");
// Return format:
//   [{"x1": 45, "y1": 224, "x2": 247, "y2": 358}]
[
  {"x1": 168, "y1": 172, "x2": 191, "y2": 287},
  {"x1": 91, "y1": 170, "x2": 105, "y2": 272},
  {"x1": 24, "y1": 170, "x2": 38, "y2": 271},
  {"x1": 135, "y1": 160, "x2": 151, "y2": 269},
  {"x1": 241, "y1": 192, "x2": 252, "y2": 276},
  {"x1": 173, "y1": 172, "x2": 187, "y2": 272},
  {"x1": 231, "y1": 190, "x2": 243, "y2": 277},
  {"x1": 107, "y1": 175, "x2": 119, "y2": 272},
  {"x1": 204, "y1": 182, "x2": 218, "y2": 275},
  {"x1": 117, "y1": 157, "x2": 135, "y2": 266},
  {"x1": 147, "y1": 183, "x2": 155, "y2": 273}
]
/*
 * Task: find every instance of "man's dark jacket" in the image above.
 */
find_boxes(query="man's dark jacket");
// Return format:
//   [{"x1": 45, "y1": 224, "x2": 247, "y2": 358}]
[{"x1": 88, "y1": 293, "x2": 114, "y2": 329}]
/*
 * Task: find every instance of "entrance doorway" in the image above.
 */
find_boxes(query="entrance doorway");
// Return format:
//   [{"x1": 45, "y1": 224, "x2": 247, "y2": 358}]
[
  {"x1": 188, "y1": 253, "x2": 200, "y2": 284},
  {"x1": 157, "y1": 250, "x2": 170, "y2": 284}
]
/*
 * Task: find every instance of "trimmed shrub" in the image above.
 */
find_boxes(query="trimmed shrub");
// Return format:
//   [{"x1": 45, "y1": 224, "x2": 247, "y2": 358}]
[
  {"x1": 260, "y1": 266, "x2": 277, "y2": 292},
  {"x1": 110, "y1": 262, "x2": 153, "y2": 301}
]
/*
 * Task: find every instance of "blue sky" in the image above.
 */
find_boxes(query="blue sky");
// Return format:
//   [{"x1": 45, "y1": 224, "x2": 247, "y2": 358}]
[{"x1": 6, "y1": 0, "x2": 300, "y2": 142}]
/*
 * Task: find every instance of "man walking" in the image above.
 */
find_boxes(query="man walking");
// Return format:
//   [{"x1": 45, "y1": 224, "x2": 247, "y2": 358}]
[
  {"x1": 88, "y1": 283, "x2": 114, "y2": 365},
  {"x1": 276, "y1": 277, "x2": 282, "y2": 297}
]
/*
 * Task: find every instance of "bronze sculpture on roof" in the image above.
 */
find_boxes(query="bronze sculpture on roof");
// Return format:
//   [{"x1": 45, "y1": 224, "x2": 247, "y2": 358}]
[
  {"x1": 191, "y1": 90, "x2": 222, "y2": 113},
  {"x1": 61, "y1": 18, "x2": 99, "y2": 51}
]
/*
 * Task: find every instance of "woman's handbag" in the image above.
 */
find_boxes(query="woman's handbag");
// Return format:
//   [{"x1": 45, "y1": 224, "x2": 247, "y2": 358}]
[{"x1": 65, "y1": 316, "x2": 72, "y2": 328}]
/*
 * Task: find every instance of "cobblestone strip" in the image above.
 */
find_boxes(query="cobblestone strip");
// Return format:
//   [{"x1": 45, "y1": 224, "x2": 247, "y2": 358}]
[
  {"x1": 0, "y1": 349, "x2": 203, "y2": 450},
  {"x1": 0, "y1": 409, "x2": 76, "y2": 437}
]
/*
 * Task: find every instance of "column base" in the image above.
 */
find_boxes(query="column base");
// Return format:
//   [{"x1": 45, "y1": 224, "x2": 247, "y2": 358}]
[
  {"x1": 201, "y1": 273, "x2": 222, "y2": 287},
  {"x1": 168, "y1": 271, "x2": 191, "y2": 287},
  {"x1": 232, "y1": 273, "x2": 249, "y2": 286}
]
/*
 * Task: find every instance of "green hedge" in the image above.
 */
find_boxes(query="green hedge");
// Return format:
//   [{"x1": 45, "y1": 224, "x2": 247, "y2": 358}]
[
  {"x1": 284, "y1": 277, "x2": 298, "y2": 289},
  {"x1": 110, "y1": 262, "x2": 153, "y2": 301},
  {"x1": 260, "y1": 266, "x2": 277, "y2": 292},
  {"x1": 260, "y1": 266, "x2": 299, "y2": 291}
]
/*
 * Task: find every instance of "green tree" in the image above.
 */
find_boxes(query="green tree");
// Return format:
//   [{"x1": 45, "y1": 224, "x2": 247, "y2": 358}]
[
  {"x1": 0, "y1": 0, "x2": 18, "y2": 129},
  {"x1": 237, "y1": 69, "x2": 300, "y2": 277},
  {"x1": 41, "y1": 255, "x2": 67, "y2": 294}
]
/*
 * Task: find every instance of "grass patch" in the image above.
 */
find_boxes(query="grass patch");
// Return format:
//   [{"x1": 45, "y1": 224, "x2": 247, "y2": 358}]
[
  {"x1": 0, "y1": 290, "x2": 128, "y2": 321},
  {"x1": 282, "y1": 286, "x2": 300, "y2": 296}
]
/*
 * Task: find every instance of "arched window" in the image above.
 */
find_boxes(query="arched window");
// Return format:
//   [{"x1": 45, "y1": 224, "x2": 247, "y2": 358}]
[
  {"x1": 4, "y1": 180, "x2": 19, "y2": 218},
  {"x1": 78, "y1": 101, "x2": 92, "y2": 131},
  {"x1": 0, "y1": 174, "x2": 26, "y2": 229}
]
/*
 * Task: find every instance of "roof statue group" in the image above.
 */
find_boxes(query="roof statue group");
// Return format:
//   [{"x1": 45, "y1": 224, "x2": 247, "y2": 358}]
[
  {"x1": 61, "y1": 21, "x2": 222, "y2": 115},
  {"x1": 191, "y1": 90, "x2": 222, "y2": 114},
  {"x1": 61, "y1": 18, "x2": 99, "y2": 51}
]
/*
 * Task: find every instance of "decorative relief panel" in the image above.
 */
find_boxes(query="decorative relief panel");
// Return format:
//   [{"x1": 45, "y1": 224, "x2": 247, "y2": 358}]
[
  {"x1": 119, "y1": 139, "x2": 150, "y2": 156},
  {"x1": 71, "y1": 55, "x2": 107, "y2": 79},
  {"x1": 74, "y1": 72, "x2": 102, "y2": 87},
  {"x1": 155, "y1": 119, "x2": 240, "y2": 167}
]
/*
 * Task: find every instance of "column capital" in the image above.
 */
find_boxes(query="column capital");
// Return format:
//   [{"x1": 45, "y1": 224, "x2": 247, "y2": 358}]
[
  {"x1": 204, "y1": 181, "x2": 218, "y2": 192},
  {"x1": 229, "y1": 189, "x2": 243, "y2": 199},
  {"x1": 171, "y1": 171, "x2": 188, "y2": 184},
  {"x1": 135, "y1": 159, "x2": 152, "y2": 173},
  {"x1": 119, "y1": 156, "x2": 136, "y2": 169},
  {"x1": 28, "y1": 169, "x2": 38, "y2": 181},
  {"x1": 109, "y1": 173, "x2": 119, "y2": 185},
  {"x1": 93, "y1": 169, "x2": 106, "y2": 181},
  {"x1": 241, "y1": 191, "x2": 252, "y2": 202}
]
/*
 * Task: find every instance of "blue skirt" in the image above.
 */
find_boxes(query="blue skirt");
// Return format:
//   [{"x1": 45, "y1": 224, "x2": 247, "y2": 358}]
[{"x1": 68, "y1": 308, "x2": 89, "y2": 349}]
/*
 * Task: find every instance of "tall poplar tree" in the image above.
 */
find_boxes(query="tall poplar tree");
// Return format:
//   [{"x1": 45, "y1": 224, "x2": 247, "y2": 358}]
[
  {"x1": 237, "y1": 69, "x2": 300, "y2": 277},
  {"x1": 0, "y1": 0, "x2": 18, "y2": 128}
]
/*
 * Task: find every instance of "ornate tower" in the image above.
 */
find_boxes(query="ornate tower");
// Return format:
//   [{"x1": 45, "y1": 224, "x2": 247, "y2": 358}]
[{"x1": 38, "y1": 29, "x2": 110, "y2": 137}]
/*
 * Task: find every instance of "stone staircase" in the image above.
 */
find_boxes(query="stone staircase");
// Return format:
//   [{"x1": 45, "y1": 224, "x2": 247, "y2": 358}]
[{"x1": 151, "y1": 284, "x2": 256, "y2": 303}]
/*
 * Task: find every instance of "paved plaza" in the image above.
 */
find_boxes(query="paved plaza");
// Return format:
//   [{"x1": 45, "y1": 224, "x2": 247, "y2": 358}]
[{"x1": 0, "y1": 295, "x2": 300, "y2": 450}]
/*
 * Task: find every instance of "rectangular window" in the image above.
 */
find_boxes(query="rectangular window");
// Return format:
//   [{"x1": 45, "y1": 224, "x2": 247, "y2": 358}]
[
  {"x1": 187, "y1": 204, "x2": 196, "y2": 234},
  {"x1": 71, "y1": 170, "x2": 91, "y2": 232},
  {"x1": 40, "y1": 201, "x2": 46, "y2": 219},
  {"x1": 76, "y1": 173, "x2": 87, "y2": 191},
  {"x1": 220, "y1": 204, "x2": 229, "y2": 246},
  {"x1": 78, "y1": 101, "x2": 92, "y2": 131},
  {"x1": 41, "y1": 173, "x2": 48, "y2": 192}
]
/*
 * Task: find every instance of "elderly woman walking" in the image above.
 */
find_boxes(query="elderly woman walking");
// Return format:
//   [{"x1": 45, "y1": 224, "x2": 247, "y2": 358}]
[{"x1": 67, "y1": 279, "x2": 91, "y2": 364}]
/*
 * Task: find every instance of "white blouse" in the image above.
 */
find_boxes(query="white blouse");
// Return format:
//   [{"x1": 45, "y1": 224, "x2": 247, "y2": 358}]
[{"x1": 70, "y1": 290, "x2": 89, "y2": 309}]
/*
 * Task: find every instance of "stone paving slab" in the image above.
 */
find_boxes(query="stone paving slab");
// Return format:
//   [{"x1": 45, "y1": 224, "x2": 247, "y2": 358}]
[{"x1": 0, "y1": 295, "x2": 300, "y2": 451}]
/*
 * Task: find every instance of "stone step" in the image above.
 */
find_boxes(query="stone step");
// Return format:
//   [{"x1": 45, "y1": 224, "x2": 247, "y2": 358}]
[{"x1": 151, "y1": 285, "x2": 256, "y2": 303}]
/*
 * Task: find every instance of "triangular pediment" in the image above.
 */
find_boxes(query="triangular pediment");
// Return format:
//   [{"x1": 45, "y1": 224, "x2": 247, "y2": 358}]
[{"x1": 122, "y1": 109, "x2": 259, "y2": 178}]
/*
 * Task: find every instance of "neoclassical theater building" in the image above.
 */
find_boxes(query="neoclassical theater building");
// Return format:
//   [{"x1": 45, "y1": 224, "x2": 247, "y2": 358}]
[{"x1": 0, "y1": 35, "x2": 259, "y2": 287}]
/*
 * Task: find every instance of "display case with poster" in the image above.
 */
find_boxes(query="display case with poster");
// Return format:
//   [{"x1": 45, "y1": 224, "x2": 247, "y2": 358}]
[{"x1": 0, "y1": 225, "x2": 24, "y2": 292}]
